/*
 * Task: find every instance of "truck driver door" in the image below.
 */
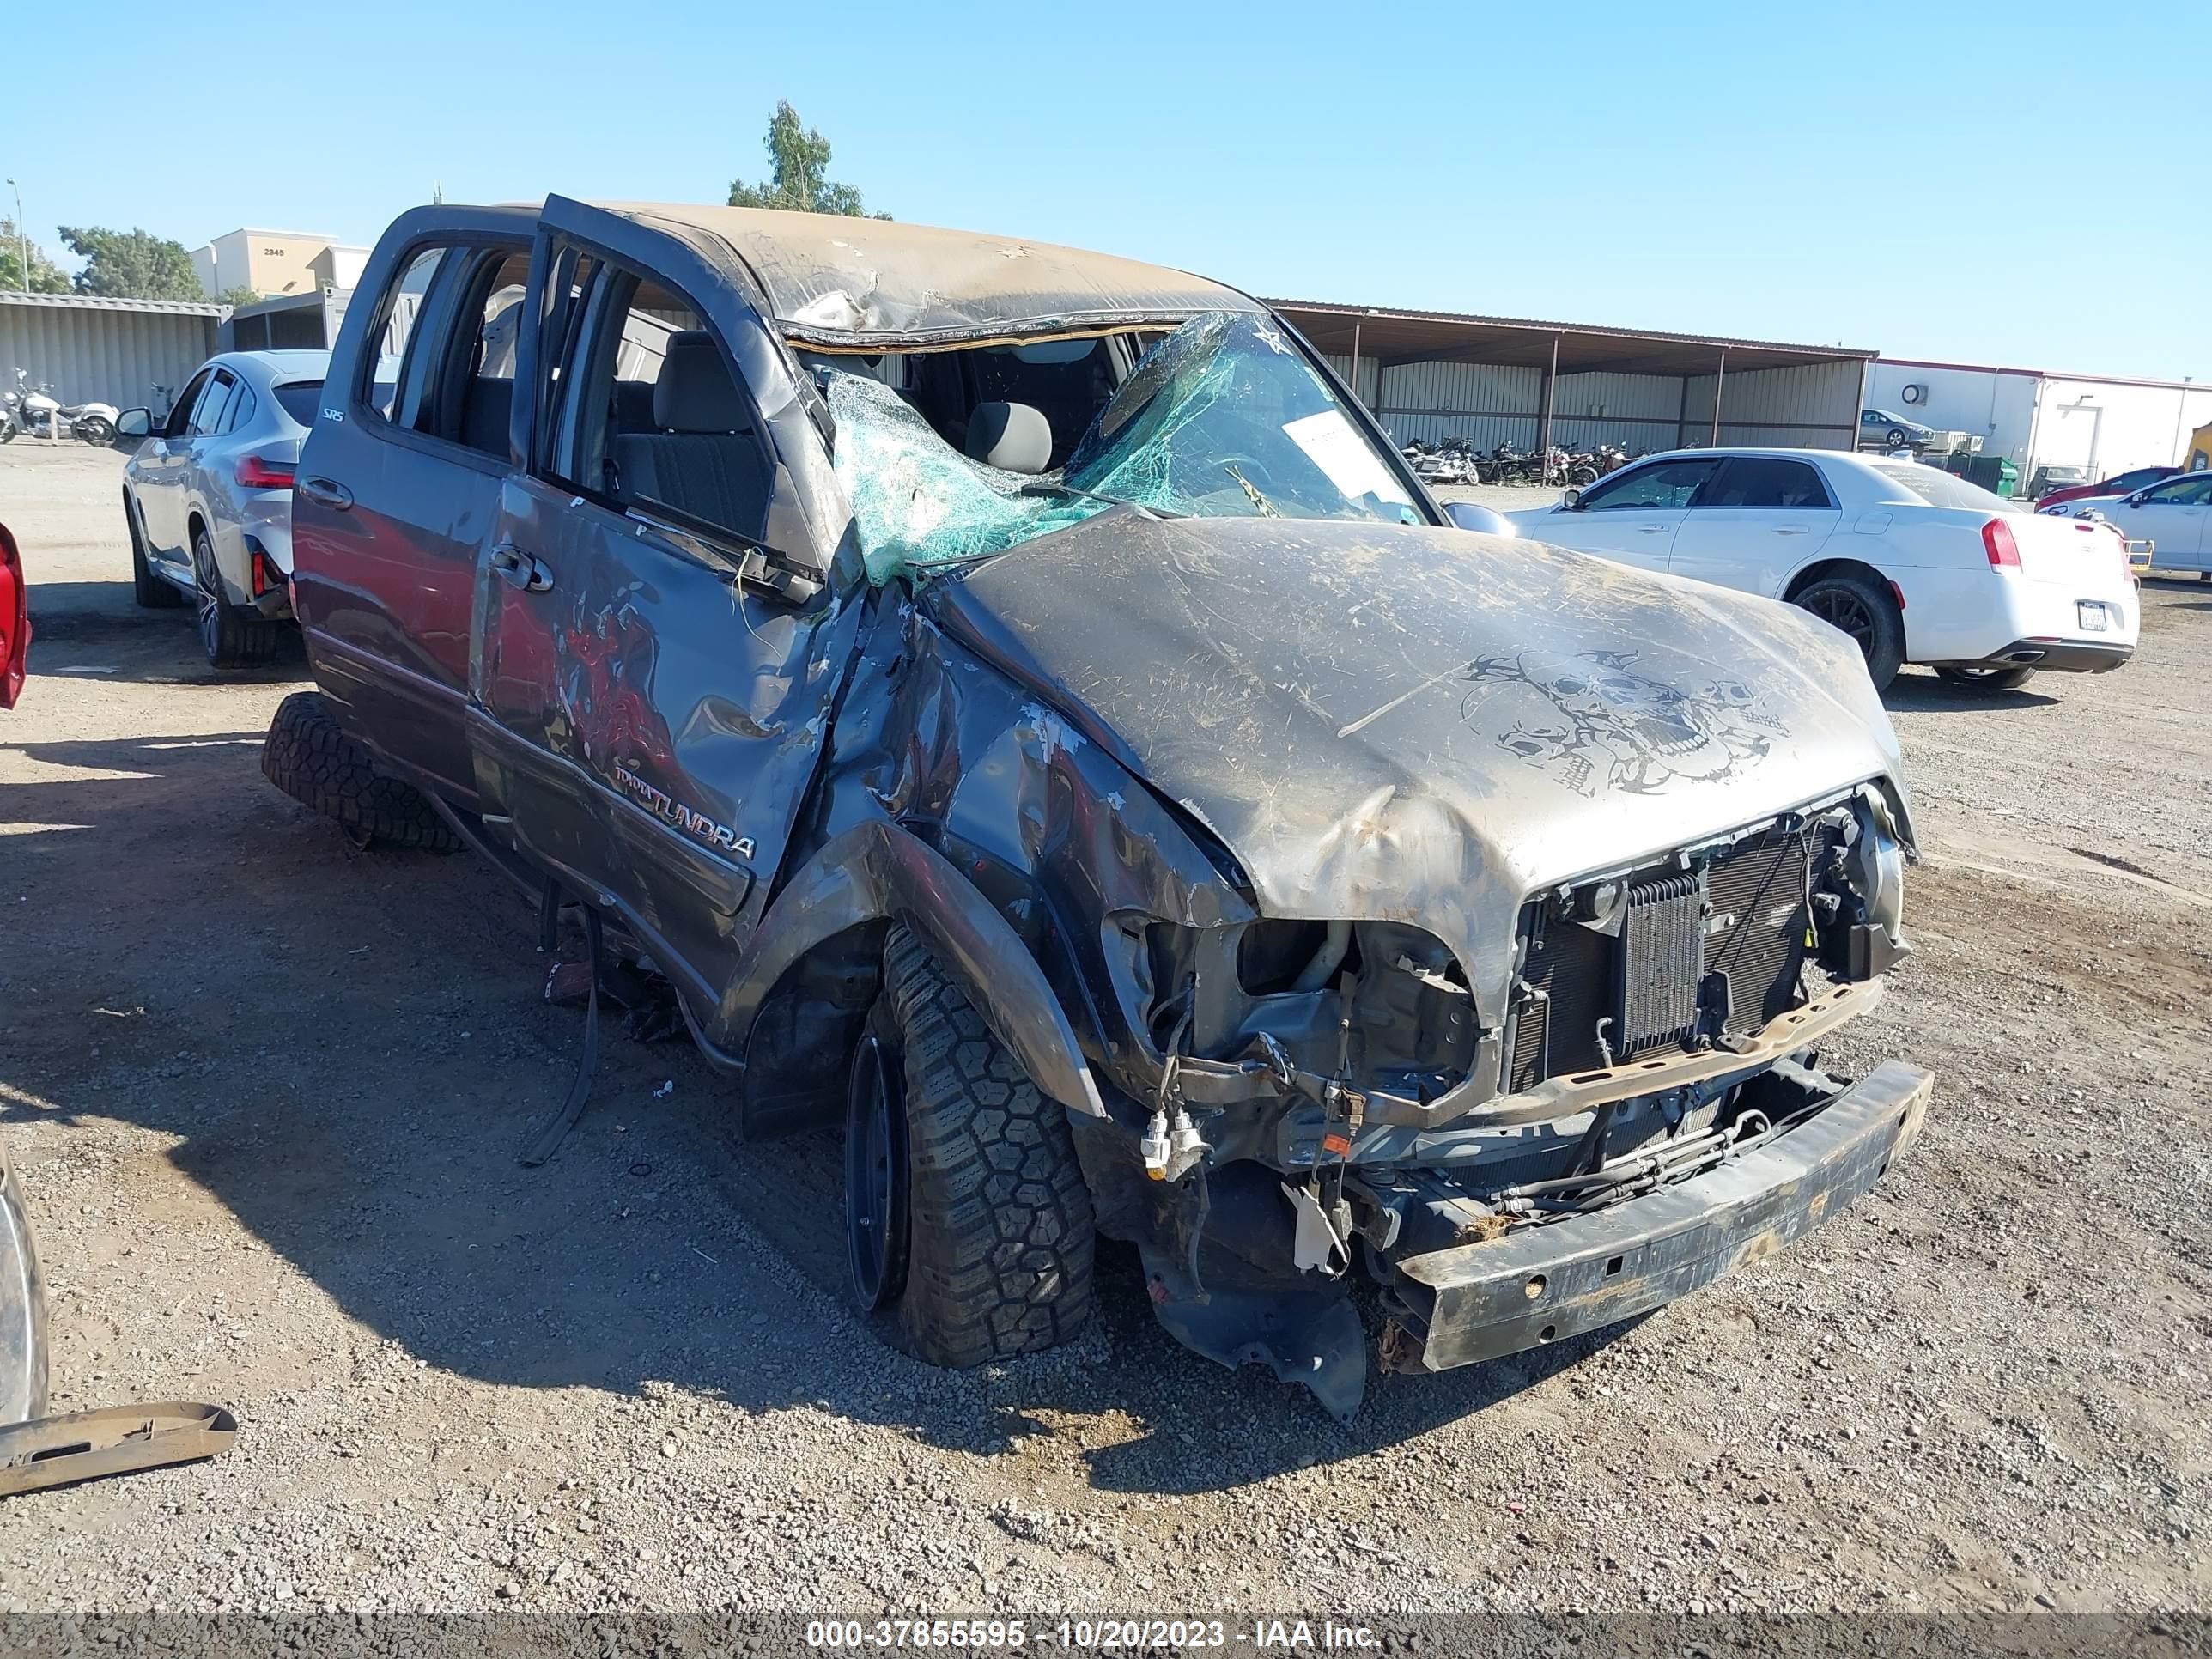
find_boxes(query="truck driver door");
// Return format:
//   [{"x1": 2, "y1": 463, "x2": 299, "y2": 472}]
[{"x1": 470, "y1": 198, "x2": 856, "y2": 1013}]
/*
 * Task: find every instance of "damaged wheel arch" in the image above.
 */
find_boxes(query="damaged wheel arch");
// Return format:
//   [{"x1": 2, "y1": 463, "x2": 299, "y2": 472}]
[{"x1": 708, "y1": 818, "x2": 1107, "y2": 1136}]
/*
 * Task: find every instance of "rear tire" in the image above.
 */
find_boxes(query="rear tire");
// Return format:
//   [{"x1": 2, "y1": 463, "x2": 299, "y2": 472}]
[
  {"x1": 75, "y1": 415, "x2": 115, "y2": 447},
  {"x1": 1792, "y1": 572, "x2": 1905, "y2": 691},
  {"x1": 1936, "y1": 665, "x2": 2038, "y2": 691},
  {"x1": 859, "y1": 927, "x2": 1095, "y2": 1367},
  {"x1": 192, "y1": 526, "x2": 281, "y2": 667},
  {"x1": 127, "y1": 493, "x2": 182, "y2": 609},
  {"x1": 260, "y1": 690, "x2": 460, "y2": 853},
  {"x1": 1885, "y1": 428, "x2": 1908, "y2": 447}
]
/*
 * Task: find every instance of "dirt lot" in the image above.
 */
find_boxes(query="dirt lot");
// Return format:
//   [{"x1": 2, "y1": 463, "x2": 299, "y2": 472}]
[{"x1": 1, "y1": 441, "x2": 2207, "y2": 1616}]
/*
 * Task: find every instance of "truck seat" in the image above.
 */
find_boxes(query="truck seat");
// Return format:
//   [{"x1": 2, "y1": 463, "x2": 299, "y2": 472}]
[{"x1": 612, "y1": 332, "x2": 768, "y2": 536}]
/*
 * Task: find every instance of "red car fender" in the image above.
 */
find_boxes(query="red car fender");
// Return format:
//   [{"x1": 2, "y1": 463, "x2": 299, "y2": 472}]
[{"x1": 0, "y1": 520, "x2": 27, "y2": 711}]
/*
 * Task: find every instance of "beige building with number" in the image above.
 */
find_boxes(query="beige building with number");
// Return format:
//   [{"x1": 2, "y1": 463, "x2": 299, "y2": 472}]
[{"x1": 190, "y1": 228, "x2": 370, "y2": 301}]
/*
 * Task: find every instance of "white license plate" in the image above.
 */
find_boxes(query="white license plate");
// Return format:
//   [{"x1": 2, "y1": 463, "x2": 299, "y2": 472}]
[{"x1": 2077, "y1": 602, "x2": 2107, "y2": 631}]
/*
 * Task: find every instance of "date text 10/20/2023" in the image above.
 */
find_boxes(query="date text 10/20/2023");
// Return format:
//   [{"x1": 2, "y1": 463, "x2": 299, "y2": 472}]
[{"x1": 804, "y1": 1621, "x2": 1381, "y2": 1650}]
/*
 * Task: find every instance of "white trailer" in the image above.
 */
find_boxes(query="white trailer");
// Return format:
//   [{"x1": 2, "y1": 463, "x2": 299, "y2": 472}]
[{"x1": 1865, "y1": 358, "x2": 2212, "y2": 487}]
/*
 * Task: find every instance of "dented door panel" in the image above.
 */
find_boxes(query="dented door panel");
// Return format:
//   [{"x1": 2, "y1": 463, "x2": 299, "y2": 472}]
[{"x1": 472, "y1": 471, "x2": 859, "y2": 1004}]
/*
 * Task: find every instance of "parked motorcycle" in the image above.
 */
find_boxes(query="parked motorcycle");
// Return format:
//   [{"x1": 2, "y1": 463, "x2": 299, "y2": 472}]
[
  {"x1": 1, "y1": 368, "x2": 121, "y2": 445},
  {"x1": 1487, "y1": 442, "x2": 1530, "y2": 484},
  {"x1": 1404, "y1": 438, "x2": 1488, "y2": 487}
]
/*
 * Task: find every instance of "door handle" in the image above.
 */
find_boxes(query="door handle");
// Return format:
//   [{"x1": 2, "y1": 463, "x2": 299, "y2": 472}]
[
  {"x1": 1773, "y1": 525, "x2": 1812, "y2": 535},
  {"x1": 298, "y1": 477, "x2": 353, "y2": 510},
  {"x1": 489, "y1": 544, "x2": 554, "y2": 592},
  {"x1": 1637, "y1": 524, "x2": 1669, "y2": 533}
]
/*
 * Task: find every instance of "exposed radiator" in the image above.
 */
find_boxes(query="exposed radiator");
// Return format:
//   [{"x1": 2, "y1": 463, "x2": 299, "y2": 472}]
[
  {"x1": 1705, "y1": 823, "x2": 1820, "y2": 1032},
  {"x1": 1504, "y1": 817, "x2": 1843, "y2": 1093},
  {"x1": 1619, "y1": 873, "x2": 1703, "y2": 1055}
]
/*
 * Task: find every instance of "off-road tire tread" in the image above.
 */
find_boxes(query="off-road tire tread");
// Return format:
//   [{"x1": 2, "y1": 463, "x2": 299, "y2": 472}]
[
  {"x1": 260, "y1": 691, "x2": 459, "y2": 852},
  {"x1": 882, "y1": 926, "x2": 1094, "y2": 1366}
]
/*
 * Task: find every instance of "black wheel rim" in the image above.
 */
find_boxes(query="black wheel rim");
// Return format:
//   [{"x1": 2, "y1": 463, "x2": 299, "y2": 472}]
[
  {"x1": 1804, "y1": 588, "x2": 1875, "y2": 653},
  {"x1": 844, "y1": 1031, "x2": 908, "y2": 1311},
  {"x1": 192, "y1": 542, "x2": 222, "y2": 657}
]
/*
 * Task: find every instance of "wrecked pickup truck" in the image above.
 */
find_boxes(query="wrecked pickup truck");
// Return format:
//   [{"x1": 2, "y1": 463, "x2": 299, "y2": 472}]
[{"x1": 265, "y1": 198, "x2": 1932, "y2": 1417}]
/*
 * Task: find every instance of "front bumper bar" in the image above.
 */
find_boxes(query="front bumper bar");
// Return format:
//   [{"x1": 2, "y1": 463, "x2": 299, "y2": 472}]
[{"x1": 1383, "y1": 1059, "x2": 1933, "y2": 1373}]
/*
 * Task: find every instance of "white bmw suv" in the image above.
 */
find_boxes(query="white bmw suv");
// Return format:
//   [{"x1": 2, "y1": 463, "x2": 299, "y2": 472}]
[{"x1": 1508, "y1": 447, "x2": 2139, "y2": 693}]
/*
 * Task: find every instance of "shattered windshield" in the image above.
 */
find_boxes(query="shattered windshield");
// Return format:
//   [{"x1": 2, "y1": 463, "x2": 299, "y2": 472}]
[{"x1": 830, "y1": 311, "x2": 1423, "y2": 585}]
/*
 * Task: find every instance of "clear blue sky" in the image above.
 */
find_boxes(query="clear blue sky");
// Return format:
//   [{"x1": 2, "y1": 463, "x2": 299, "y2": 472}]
[{"x1": 9, "y1": 1, "x2": 2203, "y2": 379}]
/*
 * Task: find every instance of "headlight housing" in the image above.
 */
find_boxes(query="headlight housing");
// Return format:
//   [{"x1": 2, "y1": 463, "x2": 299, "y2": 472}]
[{"x1": 1820, "y1": 791, "x2": 1910, "y2": 979}]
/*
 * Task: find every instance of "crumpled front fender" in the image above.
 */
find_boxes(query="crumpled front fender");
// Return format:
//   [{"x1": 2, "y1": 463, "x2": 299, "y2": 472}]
[{"x1": 707, "y1": 819, "x2": 1106, "y2": 1120}]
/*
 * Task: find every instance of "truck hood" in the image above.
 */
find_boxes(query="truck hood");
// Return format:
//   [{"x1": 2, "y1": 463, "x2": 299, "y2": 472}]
[{"x1": 924, "y1": 511, "x2": 1911, "y2": 988}]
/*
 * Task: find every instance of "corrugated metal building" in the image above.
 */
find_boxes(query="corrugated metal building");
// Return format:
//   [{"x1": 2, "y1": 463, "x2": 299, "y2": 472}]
[
  {"x1": 0, "y1": 292, "x2": 225, "y2": 417},
  {"x1": 1282, "y1": 300, "x2": 1871, "y2": 459},
  {"x1": 1863, "y1": 358, "x2": 2212, "y2": 484}
]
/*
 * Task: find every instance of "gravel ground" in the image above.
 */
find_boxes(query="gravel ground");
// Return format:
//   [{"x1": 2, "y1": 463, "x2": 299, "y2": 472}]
[{"x1": 0, "y1": 443, "x2": 2206, "y2": 1617}]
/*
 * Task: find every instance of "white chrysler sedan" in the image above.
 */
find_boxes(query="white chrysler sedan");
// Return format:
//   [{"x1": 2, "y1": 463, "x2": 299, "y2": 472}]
[{"x1": 1506, "y1": 448, "x2": 2138, "y2": 692}]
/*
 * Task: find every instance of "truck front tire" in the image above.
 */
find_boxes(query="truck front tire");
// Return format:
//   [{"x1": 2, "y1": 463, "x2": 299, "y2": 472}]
[
  {"x1": 260, "y1": 690, "x2": 460, "y2": 853},
  {"x1": 858, "y1": 927, "x2": 1096, "y2": 1367}
]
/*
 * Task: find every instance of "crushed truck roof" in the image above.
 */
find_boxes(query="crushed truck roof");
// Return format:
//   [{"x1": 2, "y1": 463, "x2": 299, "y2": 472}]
[{"x1": 586, "y1": 199, "x2": 1263, "y2": 348}]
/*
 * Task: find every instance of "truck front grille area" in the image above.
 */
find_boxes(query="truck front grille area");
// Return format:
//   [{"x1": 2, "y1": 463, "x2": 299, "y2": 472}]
[{"x1": 1506, "y1": 817, "x2": 1844, "y2": 1093}]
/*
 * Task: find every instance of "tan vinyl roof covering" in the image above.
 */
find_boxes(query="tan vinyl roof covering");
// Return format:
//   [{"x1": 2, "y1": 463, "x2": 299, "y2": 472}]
[{"x1": 599, "y1": 203, "x2": 1261, "y2": 347}]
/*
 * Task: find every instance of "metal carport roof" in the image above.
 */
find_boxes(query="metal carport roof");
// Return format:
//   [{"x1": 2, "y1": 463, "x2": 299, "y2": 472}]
[{"x1": 1267, "y1": 299, "x2": 1875, "y2": 376}]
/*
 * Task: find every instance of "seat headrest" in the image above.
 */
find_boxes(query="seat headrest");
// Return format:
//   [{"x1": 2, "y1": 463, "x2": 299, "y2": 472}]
[
  {"x1": 654, "y1": 331, "x2": 750, "y2": 433},
  {"x1": 965, "y1": 401, "x2": 1052, "y2": 474}
]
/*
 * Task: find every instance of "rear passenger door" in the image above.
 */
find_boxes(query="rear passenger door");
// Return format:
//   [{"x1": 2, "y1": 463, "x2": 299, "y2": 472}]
[
  {"x1": 1668, "y1": 455, "x2": 1841, "y2": 596},
  {"x1": 470, "y1": 199, "x2": 855, "y2": 1008},
  {"x1": 290, "y1": 207, "x2": 536, "y2": 806}
]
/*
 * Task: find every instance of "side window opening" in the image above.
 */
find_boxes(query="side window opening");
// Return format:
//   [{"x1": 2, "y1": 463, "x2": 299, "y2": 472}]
[
  {"x1": 190, "y1": 369, "x2": 238, "y2": 437},
  {"x1": 1701, "y1": 457, "x2": 1833, "y2": 509},
  {"x1": 166, "y1": 368, "x2": 213, "y2": 438},
  {"x1": 427, "y1": 251, "x2": 530, "y2": 458},
  {"x1": 550, "y1": 261, "x2": 772, "y2": 548},
  {"x1": 1583, "y1": 458, "x2": 1717, "y2": 510},
  {"x1": 360, "y1": 242, "x2": 530, "y2": 459},
  {"x1": 367, "y1": 246, "x2": 447, "y2": 422},
  {"x1": 222, "y1": 381, "x2": 258, "y2": 435}
]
